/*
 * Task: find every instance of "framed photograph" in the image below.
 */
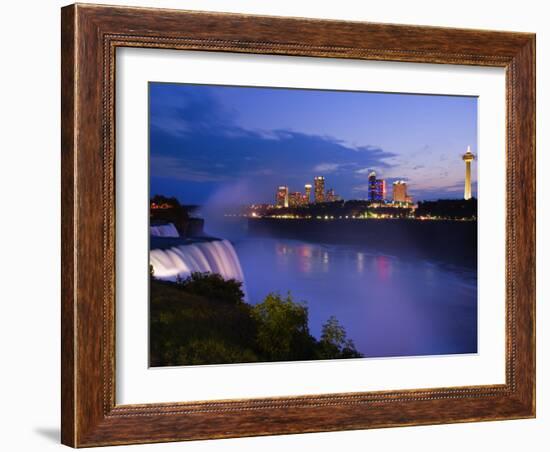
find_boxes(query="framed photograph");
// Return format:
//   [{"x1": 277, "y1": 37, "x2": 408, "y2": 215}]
[{"x1": 61, "y1": 3, "x2": 536, "y2": 447}]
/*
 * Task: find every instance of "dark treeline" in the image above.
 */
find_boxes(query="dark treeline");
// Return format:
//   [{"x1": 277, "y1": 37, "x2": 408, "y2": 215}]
[
  {"x1": 248, "y1": 198, "x2": 477, "y2": 220},
  {"x1": 251, "y1": 199, "x2": 412, "y2": 218},
  {"x1": 150, "y1": 272, "x2": 362, "y2": 367},
  {"x1": 150, "y1": 194, "x2": 204, "y2": 237},
  {"x1": 415, "y1": 198, "x2": 477, "y2": 219}
]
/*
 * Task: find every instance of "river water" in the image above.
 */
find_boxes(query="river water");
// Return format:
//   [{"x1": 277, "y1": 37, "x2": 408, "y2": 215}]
[{"x1": 195, "y1": 212, "x2": 478, "y2": 359}]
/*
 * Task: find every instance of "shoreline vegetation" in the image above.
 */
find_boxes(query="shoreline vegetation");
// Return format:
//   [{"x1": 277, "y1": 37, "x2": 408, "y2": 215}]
[
  {"x1": 241, "y1": 198, "x2": 477, "y2": 221},
  {"x1": 150, "y1": 270, "x2": 362, "y2": 367}
]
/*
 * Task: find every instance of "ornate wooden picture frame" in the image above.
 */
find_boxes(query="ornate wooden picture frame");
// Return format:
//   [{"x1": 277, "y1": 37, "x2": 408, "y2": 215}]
[{"x1": 61, "y1": 3, "x2": 535, "y2": 447}]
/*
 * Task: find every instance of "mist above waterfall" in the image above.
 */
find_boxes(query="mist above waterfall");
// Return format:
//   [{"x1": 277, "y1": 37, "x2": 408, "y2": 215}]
[{"x1": 198, "y1": 181, "x2": 253, "y2": 240}]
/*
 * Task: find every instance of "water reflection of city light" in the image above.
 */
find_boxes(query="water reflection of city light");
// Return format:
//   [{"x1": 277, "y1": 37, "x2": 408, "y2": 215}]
[
  {"x1": 299, "y1": 245, "x2": 312, "y2": 258},
  {"x1": 320, "y1": 250, "x2": 330, "y2": 272},
  {"x1": 297, "y1": 245, "x2": 313, "y2": 273},
  {"x1": 276, "y1": 243, "x2": 291, "y2": 255},
  {"x1": 376, "y1": 255, "x2": 392, "y2": 281},
  {"x1": 357, "y1": 252, "x2": 364, "y2": 272}
]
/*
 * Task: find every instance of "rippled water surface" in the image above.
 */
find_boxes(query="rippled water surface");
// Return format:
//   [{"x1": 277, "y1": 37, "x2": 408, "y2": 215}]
[{"x1": 234, "y1": 237, "x2": 477, "y2": 357}]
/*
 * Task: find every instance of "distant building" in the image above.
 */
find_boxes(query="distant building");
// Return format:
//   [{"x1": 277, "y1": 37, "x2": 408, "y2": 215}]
[
  {"x1": 376, "y1": 180, "x2": 386, "y2": 201},
  {"x1": 288, "y1": 191, "x2": 303, "y2": 207},
  {"x1": 462, "y1": 145, "x2": 475, "y2": 200},
  {"x1": 276, "y1": 185, "x2": 289, "y2": 208},
  {"x1": 368, "y1": 171, "x2": 386, "y2": 201},
  {"x1": 325, "y1": 188, "x2": 337, "y2": 202},
  {"x1": 368, "y1": 172, "x2": 377, "y2": 200},
  {"x1": 392, "y1": 180, "x2": 408, "y2": 203},
  {"x1": 304, "y1": 184, "x2": 312, "y2": 204},
  {"x1": 314, "y1": 176, "x2": 325, "y2": 203}
]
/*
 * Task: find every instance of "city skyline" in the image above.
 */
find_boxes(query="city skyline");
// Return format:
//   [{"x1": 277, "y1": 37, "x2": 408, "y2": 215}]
[
  {"x1": 150, "y1": 83, "x2": 478, "y2": 206},
  {"x1": 269, "y1": 172, "x2": 411, "y2": 209}
]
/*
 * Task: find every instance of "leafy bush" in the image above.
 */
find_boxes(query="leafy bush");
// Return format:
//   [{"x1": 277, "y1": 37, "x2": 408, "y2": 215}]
[
  {"x1": 150, "y1": 275, "x2": 362, "y2": 367},
  {"x1": 252, "y1": 293, "x2": 317, "y2": 361},
  {"x1": 177, "y1": 272, "x2": 245, "y2": 305},
  {"x1": 318, "y1": 316, "x2": 362, "y2": 359},
  {"x1": 149, "y1": 277, "x2": 257, "y2": 367},
  {"x1": 174, "y1": 338, "x2": 258, "y2": 365}
]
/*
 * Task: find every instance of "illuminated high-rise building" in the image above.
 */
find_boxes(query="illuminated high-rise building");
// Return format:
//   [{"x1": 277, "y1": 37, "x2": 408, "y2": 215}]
[
  {"x1": 288, "y1": 192, "x2": 303, "y2": 207},
  {"x1": 276, "y1": 185, "x2": 289, "y2": 208},
  {"x1": 392, "y1": 181, "x2": 408, "y2": 203},
  {"x1": 326, "y1": 188, "x2": 336, "y2": 202},
  {"x1": 368, "y1": 171, "x2": 386, "y2": 202},
  {"x1": 462, "y1": 145, "x2": 475, "y2": 200},
  {"x1": 376, "y1": 180, "x2": 386, "y2": 201},
  {"x1": 368, "y1": 172, "x2": 377, "y2": 200},
  {"x1": 304, "y1": 184, "x2": 312, "y2": 204},
  {"x1": 314, "y1": 176, "x2": 325, "y2": 203}
]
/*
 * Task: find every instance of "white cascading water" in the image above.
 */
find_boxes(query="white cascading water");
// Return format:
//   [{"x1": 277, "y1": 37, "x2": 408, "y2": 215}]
[
  {"x1": 150, "y1": 223, "x2": 246, "y2": 295},
  {"x1": 150, "y1": 239, "x2": 245, "y2": 283},
  {"x1": 150, "y1": 223, "x2": 180, "y2": 238}
]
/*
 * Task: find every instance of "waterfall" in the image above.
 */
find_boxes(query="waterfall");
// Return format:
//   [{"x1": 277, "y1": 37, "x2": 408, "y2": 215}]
[
  {"x1": 150, "y1": 223, "x2": 180, "y2": 238},
  {"x1": 150, "y1": 239, "x2": 246, "y2": 290}
]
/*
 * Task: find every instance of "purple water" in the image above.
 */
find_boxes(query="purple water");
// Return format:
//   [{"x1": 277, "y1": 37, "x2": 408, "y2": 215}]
[{"x1": 233, "y1": 237, "x2": 477, "y2": 358}]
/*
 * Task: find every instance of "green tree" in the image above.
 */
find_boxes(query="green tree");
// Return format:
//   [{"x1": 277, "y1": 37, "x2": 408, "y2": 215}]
[
  {"x1": 151, "y1": 194, "x2": 181, "y2": 208},
  {"x1": 252, "y1": 292, "x2": 316, "y2": 362},
  {"x1": 175, "y1": 338, "x2": 258, "y2": 365},
  {"x1": 319, "y1": 315, "x2": 362, "y2": 359},
  {"x1": 179, "y1": 272, "x2": 245, "y2": 305}
]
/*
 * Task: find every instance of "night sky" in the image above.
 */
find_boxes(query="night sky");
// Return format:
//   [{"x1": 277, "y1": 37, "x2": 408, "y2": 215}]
[{"x1": 149, "y1": 82, "x2": 477, "y2": 206}]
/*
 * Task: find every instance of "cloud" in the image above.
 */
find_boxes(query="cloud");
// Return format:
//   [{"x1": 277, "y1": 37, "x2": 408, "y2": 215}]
[
  {"x1": 149, "y1": 85, "x2": 477, "y2": 203},
  {"x1": 355, "y1": 168, "x2": 373, "y2": 175},
  {"x1": 150, "y1": 84, "x2": 235, "y2": 135},
  {"x1": 313, "y1": 163, "x2": 342, "y2": 173},
  {"x1": 149, "y1": 86, "x2": 397, "y2": 202},
  {"x1": 150, "y1": 155, "x2": 228, "y2": 182}
]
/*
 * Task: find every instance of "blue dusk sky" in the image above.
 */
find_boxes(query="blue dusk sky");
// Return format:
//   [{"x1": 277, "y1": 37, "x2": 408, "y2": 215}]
[{"x1": 149, "y1": 82, "x2": 477, "y2": 206}]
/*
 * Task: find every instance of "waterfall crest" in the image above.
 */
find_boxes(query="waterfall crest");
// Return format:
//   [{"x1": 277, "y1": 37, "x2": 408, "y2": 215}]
[
  {"x1": 150, "y1": 223, "x2": 180, "y2": 238},
  {"x1": 150, "y1": 239, "x2": 246, "y2": 287}
]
